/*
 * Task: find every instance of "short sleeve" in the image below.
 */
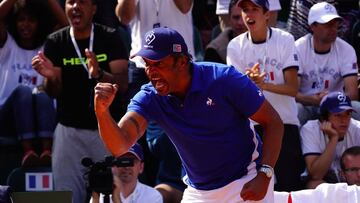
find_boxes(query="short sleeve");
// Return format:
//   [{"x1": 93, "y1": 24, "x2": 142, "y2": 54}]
[
  {"x1": 104, "y1": 28, "x2": 129, "y2": 61},
  {"x1": 127, "y1": 85, "x2": 153, "y2": 122},
  {"x1": 281, "y1": 33, "x2": 299, "y2": 69},
  {"x1": 227, "y1": 37, "x2": 246, "y2": 73},
  {"x1": 44, "y1": 36, "x2": 62, "y2": 68},
  {"x1": 222, "y1": 67, "x2": 265, "y2": 117},
  {"x1": 0, "y1": 32, "x2": 12, "y2": 62},
  {"x1": 339, "y1": 43, "x2": 358, "y2": 77},
  {"x1": 300, "y1": 121, "x2": 322, "y2": 156}
]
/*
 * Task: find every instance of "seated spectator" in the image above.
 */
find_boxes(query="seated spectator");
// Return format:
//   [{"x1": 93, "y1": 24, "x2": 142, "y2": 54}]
[
  {"x1": 340, "y1": 146, "x2": 360, "y2": 186},
  {"x1": 0, "y1": 0, "x2": 66, "y2": 167},
  {"x1": 227, "y1": 0, "x2": 305, "y2": 192},
  {"x1": 295, "y1": 2, "x2": 360, "y2": 126},
  {"x1": 90, "y1": 143, "x2": 163, "y2": 203},
  {"x1": 300, "y1": 92, "x2": 360, "y2": 189},
  {"x1": 287, "y1": 0, "x2": 359, "y2": 41},
  {"x1": 204, "y1": 0, "x2": 246, "y2": 64}
]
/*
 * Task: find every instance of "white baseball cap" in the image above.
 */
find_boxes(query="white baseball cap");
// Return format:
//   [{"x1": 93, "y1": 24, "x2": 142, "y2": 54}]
[{"x1": 308, "y1": 2, "x2": 342, "y2": 25}]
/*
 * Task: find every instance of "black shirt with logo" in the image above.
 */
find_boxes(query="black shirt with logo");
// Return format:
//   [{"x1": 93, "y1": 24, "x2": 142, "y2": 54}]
[{"x1": 44, "y1": 23, "x2": 128, "y2": 129}]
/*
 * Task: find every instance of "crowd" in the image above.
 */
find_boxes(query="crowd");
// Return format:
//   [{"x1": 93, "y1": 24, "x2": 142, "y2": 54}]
[{"x1": 1, "y1": 0, "x2": 360, "y2": 202}]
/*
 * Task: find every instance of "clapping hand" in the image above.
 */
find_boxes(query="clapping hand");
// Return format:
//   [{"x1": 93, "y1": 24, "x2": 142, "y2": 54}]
[
  {"x1": 245, "y1": 63, "x2": 266, "y2": 89},
  {"x1": 32, "y1": 51, "x2": 57, "y2": 79}
]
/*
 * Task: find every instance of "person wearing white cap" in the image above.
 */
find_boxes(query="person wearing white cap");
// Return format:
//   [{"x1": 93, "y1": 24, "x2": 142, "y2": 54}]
[
  {"x1": 300, "y1": 92, "x2": 360, "y2": 189},
  {"x1": 295, "y1": 2, "x2": 360, "y2": 126}
]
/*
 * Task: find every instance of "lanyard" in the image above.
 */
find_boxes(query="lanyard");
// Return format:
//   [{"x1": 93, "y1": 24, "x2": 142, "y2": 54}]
[
  {"x1": 249, "y1": 28, "x2": 270, "y2": 74},
  {"x1": 70, "y1": 24, "x2": 94, "y2": 79},
  {"x1": 310, "y1": 35, "x2": 332, "y2": 90},
  {"x1": 154, "y1": 0, "x2": 160, "y2": 17}
]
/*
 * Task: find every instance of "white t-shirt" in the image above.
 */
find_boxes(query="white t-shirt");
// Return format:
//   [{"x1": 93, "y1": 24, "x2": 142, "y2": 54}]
[
  {"x1": 216, "y1": 0, "x2": 281, "y2": 15},
  {"x1": 130, "y1": 0, "x2": 194, "y2": 67},
  {"x1": 227, "y1": 27, "x2": 300, "y2": 125},
  {"x1": 91, "y1": 181, "x2": 163, "y2": 203},
  {"x1": 300, "y1": 119, "x2": 360, "y2": 174},
  {"x1": 0, "y1": 33, "x2": 43, "y2": 106},
  {"x1": 295, "y1": 34, "x2": 358, "y2": 95}
]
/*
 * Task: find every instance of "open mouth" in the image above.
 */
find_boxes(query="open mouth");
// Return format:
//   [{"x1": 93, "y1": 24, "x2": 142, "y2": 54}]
[
  {"x1": 71, "y1": 11, "x2": 82, "y2": 25},
  {"x1": 246, "y1": 19, "x2": 256, "y2": 25},
  {"x1": 151, "y1": 79, "x2": 166, "y2": 90}
]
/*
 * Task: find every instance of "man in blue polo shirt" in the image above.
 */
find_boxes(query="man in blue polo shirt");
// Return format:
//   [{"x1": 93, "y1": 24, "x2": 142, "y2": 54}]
[{"x1": 94, "y1": 27, "x2": 283, "y2": 202}]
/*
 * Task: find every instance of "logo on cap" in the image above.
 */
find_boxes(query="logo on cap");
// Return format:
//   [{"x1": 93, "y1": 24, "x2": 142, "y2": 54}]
[
  {"x1": 145, "y1": 31, "x2": 156, "y2": 48},
  {"x1": 337, "y1": 93, "x2": 347, "y2": 104},
  {"x1": 324, "y1": 4, "x2": 334, "y2": 14}
]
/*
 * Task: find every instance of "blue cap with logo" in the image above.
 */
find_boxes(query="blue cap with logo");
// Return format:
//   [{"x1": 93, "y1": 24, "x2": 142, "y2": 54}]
[
  {"x1": 126, "y1": 143, "x2": 144, "y2": 161},
  {"x1": 238, "y1": 0, "x2": 269, "y2": 10},
  {"x1": 131, "y1": 27, "x2": 188, "y2": 61},
  {"x1": 320, "y1": 92, "x2": 355, "y2": 114}
]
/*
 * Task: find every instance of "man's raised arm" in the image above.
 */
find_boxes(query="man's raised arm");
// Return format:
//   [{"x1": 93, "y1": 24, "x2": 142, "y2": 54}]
[{"x1": 94, "y1": 83, "x2": 147, "y2": 156}]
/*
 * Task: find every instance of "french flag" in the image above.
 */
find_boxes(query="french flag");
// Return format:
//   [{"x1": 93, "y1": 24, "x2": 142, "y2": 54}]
[{"x1": 25, "y1": 172, "x2": 53, "y2": 191}]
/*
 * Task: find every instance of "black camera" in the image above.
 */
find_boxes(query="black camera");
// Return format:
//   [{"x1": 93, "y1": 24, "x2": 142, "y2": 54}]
[{"x1": 82, "y1": 156, "x2": 135, "y2": 195}]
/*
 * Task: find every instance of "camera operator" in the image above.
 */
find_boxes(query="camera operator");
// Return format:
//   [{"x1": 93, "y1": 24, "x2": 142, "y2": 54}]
[{"x1": 90, "y1": 143, "x2": 163, "y2": 203}]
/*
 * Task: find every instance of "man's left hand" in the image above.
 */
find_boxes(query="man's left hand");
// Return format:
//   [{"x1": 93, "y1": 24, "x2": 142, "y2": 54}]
[{"x1": 240, "y1": 173, "x2": 270, "y2": 201}]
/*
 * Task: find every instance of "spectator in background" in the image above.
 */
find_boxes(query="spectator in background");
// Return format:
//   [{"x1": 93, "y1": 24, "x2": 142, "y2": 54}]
[
  {"x1": 340, "y1": 146, "x2": 360, "y2": 186},
  {"x1": 300, "y1": 92, "x2": 360, "y2": 189},
  {"x1": 287, "y1": 0, "x2": 359, "y2": 41},
  {"x1": 295, "y1": 2, "x2": 360, "y2": 126},
  {"x1": 58, "y1": 0, "x2": 132, "y2": 52},
  {"x1": 227, "y1": 0, "x2": 304, "y2": 192},
  {"x1": 31, "y1": 0, "x2": 129, "y2": 202},
  {"x1": 216, "y1": 0, "x2": 281, "y2": 34},
  {"x1": 90, "y1": 143, "x2": 163, "y2": 203},
  {"x1": 116, "y1": 0, "x2": 195, "y2": 69},
  {"x1": 0, "y1": 0, "x2": 66, "y2": 167},
  {"x1": 204, "y1": 0, "x2": 246, "y2": 64}
]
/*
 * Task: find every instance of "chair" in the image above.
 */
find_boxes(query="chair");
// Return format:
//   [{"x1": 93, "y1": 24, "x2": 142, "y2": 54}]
[{"x1": 11, "y1": 191, "x2": 72, "y2": 203}]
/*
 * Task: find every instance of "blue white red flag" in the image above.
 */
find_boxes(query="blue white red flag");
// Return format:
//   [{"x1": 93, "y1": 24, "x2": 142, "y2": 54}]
[{"x1": 25, "y1": 172, "x2": 53, "y2": 191}]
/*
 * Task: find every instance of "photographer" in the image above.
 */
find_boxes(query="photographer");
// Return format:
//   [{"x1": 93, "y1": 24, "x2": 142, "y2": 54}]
[{"x1": 90, "y1": 143, "x2": 163, "y2": 203}]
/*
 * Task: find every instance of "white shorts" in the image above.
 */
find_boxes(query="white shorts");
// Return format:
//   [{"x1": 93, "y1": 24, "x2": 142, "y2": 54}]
[{"x1": 181, "y1": 169, "x2": 274, "y2": 203}]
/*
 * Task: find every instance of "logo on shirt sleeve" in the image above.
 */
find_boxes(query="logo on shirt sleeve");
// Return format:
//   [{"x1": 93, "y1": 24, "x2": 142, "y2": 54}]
[
  {"x1": 206, "y1": 97, "x2": 215, "y2": 106},
  {"x1": 352, "y1": 63, "x2": 358, "y2": 70},
  {"x1": 293, "y1": 54, "x2": 298, "y2": 61}
]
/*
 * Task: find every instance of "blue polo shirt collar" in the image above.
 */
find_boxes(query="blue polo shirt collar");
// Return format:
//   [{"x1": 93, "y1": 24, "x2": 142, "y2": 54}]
[{"x1": 187, "y1": 62, "x2": 204, "y2": 93}]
